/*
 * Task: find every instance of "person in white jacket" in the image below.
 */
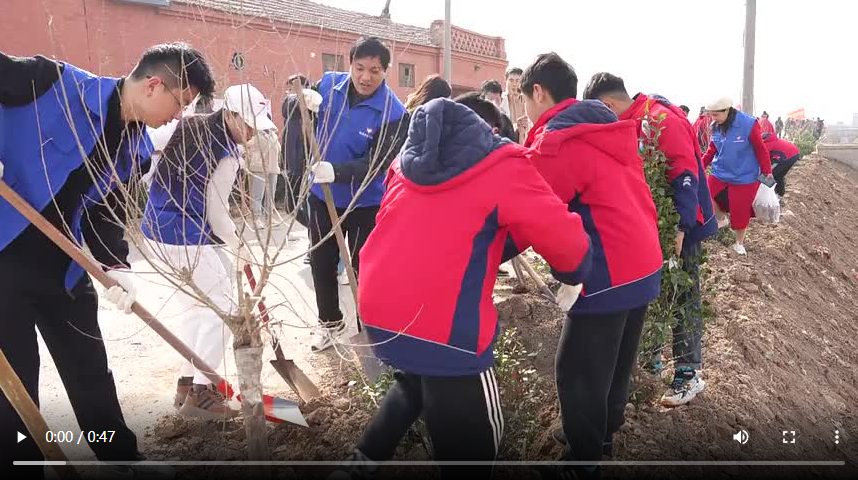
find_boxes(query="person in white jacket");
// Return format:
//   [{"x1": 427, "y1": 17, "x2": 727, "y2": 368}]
[
  {"x1": 141, "y1": 84, "x2": 275, "y2": 419},
  {"x1": 245, "y1": 126, "x2": 282, "y2": 229}
]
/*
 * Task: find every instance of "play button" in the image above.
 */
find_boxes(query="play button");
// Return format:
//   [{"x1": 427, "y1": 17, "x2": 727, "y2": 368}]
[{"x1": 17, "y1": 432, "x2": 26, "y2": 443}]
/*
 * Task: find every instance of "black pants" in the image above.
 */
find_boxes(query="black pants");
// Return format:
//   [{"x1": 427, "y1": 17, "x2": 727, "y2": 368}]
[
  {"x1": 356, "y1": 369, "x2": 503, "y2": 479},
  {"x1": 556, "y1": 305, "x2": 648, "y2": 462},
  {"x1": 672, "y1": 238, "x2": 703, "y2": 370},
  {"x1": 284, "y1": 173, "x2": 309, "y2": 228},
  {"x1": 308, "y1": 194, "x2": 378, "y2": 325},
  {"x1": 772, "y1": 155, "x2": 799, "y2": 197},
  {"x1": 0, "y1": 261, "x2": 143, "y2": 478}
]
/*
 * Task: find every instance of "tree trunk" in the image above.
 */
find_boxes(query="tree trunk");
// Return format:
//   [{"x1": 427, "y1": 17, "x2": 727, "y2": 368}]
[{"x1": 234, "y1": 345, "x2": 271, "y2": 479}]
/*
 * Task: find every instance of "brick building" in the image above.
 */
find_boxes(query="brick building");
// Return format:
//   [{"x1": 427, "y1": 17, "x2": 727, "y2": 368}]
[{"x1": 3, "y1": 0, "x2": 509, "y2": 124}]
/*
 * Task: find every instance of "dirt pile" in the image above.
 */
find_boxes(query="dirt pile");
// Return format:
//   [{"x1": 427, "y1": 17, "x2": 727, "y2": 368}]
[{"x1": 146, "y1": 155, "x2": 858, "y2": 479}]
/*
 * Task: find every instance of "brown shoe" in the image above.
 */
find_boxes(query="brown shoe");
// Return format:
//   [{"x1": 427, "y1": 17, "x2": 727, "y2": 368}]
[
  {"x1": 174, "y1": 377, "x2": 193, "y2": 409},
  {"x1": 178, "y1": 384, "x2": 240, "y2": 420}
]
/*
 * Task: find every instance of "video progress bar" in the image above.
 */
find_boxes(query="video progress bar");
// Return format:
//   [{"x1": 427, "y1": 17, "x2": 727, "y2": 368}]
[{"x1": 14, "y1": 461, "x2": 848, "y2": 466}]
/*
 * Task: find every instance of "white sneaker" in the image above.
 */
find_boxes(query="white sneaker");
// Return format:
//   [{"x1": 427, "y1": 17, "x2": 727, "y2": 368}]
[
  {"x1": 717, "y1": 216, "x2": 730, "y2": 229},
  {"x1": 338, "y1": 270, "x2": 350, "y2": 285},
  {"x1": 661, "y1": 368, "x2": 706, "y2": 407},
  {"x1": 311, "y1": 322, "x2": 346, "y2": 353},
  {"x1": 732, "y1": 243, "x2": 747, "y2": 255}
]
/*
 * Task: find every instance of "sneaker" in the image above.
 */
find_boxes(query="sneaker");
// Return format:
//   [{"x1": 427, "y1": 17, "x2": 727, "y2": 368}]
[
  {"x1": 338, "y1": 270, "x2": 350, "y2": 285},
  {"x1": 497, "y1": 266, "x2": 510, "y2": 277},
  {"x1": 717, "y1": 216, "x2": 730, "y2": 229},
  {"x1": 173, "y1": 377, "x2": 193, "y2": 409},
  {"x1": 326, "y1": 448, "x2": 378, "y2": 480},
  {"x1": 731, "y1": 243, "x2": 747, "y2": 255},
  {"x1": 178, "y1": 384, "x2": 240, "y2": 420},
  {"x1": 97, "y1": 461, "x2": 176, "y2": 479},
  {"x1": 311, "y1": 321, "x2": 347, "y2": 353},
  {"x1": 660, "y1": 367, "x2": 706, "y2": 407}
]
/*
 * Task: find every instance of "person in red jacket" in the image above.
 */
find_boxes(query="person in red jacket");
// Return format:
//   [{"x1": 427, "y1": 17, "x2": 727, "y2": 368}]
[
  {"x1": 758, "y1": 111, "x2": 776, "y2": 135},
  {"x1": 701, "y1": 98, "x2": 774, "y2": 255},
  {"x1": 763, "y1": 132, "x2": 801, "y2": 197},
  {"x1": 582, "y1": 73, "x2": 718, "y2": 408},
  {"x1": 692, "y1": 107, "x2": 713, "y2": 155},
  {"x1": 520, "y1": 53, "x2": 662, "y2": 479},
  {"x1": 332, "y1": 96, "x2": 592, "y2": 480}
]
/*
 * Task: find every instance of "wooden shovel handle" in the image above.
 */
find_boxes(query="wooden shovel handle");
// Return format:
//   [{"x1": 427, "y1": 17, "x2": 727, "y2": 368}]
[
  {"x1": 290, "y1": 80, "x2": 361, "y2": 328},
  {"x1": 0, "y1": 347, "x2": 80, "y2": 479}
]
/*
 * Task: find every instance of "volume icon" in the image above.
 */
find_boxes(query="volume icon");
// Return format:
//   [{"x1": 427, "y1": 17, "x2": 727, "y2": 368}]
[{"x1": 733, "y1": 430, "x2": 749, "y2": 445}]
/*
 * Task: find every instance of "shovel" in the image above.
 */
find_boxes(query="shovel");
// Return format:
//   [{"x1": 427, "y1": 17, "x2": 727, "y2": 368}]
[
  {"x1": 0, "y1": 347, "x2": 80, "y2": 479},
  {"x1": 290, "y1": 79, "x2": 386, "y2": 383},
  {"x1": 0, "y1": 179, "x2": 307, "y2": 427},
  {"x1": 513, "y1": 255, "x2": 558, "y2": 304},
  {"x1": 243, "y1": 265, "x2": 320, "y2": 402}
]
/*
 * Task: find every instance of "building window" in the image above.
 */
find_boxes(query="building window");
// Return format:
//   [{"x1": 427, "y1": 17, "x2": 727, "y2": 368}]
[
  {"x1": 322, "y1": 54, "x2": 345, "y2": 73},
  {"x1": 231, "y1": 52, "x2": 246, "y2": 71},
  {"x1": 399, "y1": 63, "x2": 415, "y2": 88}
]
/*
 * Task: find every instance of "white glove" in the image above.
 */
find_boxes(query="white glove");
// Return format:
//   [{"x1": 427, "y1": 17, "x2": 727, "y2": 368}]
[
  {"x1": 104, "y1": 269, "x2": 137, "y2": 314},
  {"x1": 303, "y1": 89, "x2": 323, "y2": 113},
  {"x1": 556, "y1": 284, "x2": 583, "y2": 313},
  {"x1": 311, "y1": 161, "x2": 335, "y2": 184}
]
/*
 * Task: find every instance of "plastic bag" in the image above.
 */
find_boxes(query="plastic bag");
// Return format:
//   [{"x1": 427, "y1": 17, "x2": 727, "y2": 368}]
[{"x1": 753, "y1": 183, "x2": 780, "y2": 223}]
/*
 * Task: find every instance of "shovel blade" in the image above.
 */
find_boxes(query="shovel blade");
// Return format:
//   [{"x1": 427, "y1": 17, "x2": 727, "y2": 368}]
[
  {"x1": 348, "y1": 330, "x2": 387, "y2": 383},
  {"x1": 270, "y1": 358, "x2": 321, "y2": 403}
]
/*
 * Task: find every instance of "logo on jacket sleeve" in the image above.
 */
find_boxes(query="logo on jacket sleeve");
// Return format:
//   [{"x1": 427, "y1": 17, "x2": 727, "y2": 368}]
[
  {"x1": 682, "y1": 175, "x2": 693, "y2": 189},
  {"x1": 359, "y1": 127, "x2": 376, "y2": 140}
]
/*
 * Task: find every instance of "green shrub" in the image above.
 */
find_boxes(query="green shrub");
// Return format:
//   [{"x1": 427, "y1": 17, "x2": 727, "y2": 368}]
[{"x1": 638, "y1": 110, "x2": 709, "y2": 364}]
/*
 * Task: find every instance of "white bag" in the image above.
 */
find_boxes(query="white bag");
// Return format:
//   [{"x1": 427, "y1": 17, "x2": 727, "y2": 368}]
[{"x1": 753, "y1": 183, "x2": 780, "y2": 223}]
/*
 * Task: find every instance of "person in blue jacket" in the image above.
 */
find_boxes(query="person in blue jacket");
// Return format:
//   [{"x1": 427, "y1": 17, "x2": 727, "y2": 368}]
[
  {"x1": 306, "y1": 36, "x2": 410, "y2": 352},
  {"x1": 0, "y1": 44, "x2": 214, "y2": 479}
]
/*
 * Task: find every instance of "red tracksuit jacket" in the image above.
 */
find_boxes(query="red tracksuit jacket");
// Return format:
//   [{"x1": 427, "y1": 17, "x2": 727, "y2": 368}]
[
  {"x1": 762, "y1": 133, "x2": 800, "y2": 163},
  {"x1": 524, "y1": 98, "x2": 662, "y2": 314},
  {"x1": 620, "y1": 93, "x2": 718, "y2": 243}
]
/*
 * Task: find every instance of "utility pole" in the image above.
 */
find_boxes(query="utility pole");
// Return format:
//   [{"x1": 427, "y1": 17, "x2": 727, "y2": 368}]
[
  {"x1": 741, "y1": 0, "x2": 756, "y2": 115},
  {"x1": 444, "y1": 0, "x2": 452, "y2": 83}
]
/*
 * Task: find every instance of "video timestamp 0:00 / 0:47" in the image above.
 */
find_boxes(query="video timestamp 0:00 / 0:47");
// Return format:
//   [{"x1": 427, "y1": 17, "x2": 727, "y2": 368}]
[{"x1": 45, "y1": 431, "x2": 116, "y2": 444}]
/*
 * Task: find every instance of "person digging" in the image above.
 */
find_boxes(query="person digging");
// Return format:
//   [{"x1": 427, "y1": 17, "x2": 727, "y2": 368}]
[
  {"x1": 0, "y1": 44, "x2": 214, "y2": 479},
  {"x1": 142, "y1": 84, "x2": 275, "y2": 420},
  {"x1": 583, "y1": 73, "x2": 718, "y2": 407}
]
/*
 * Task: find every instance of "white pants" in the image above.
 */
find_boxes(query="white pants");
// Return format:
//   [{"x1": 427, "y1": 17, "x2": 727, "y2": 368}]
[
  {"x1": 250, "y1": 172, "x2": 279, "y2": 218},
  {"x1": 156, "y1": 243, "x2": 236, "y2": 385}
]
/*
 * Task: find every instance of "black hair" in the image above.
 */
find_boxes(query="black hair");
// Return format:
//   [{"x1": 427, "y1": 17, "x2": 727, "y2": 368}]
[
  {"x1": 505, "y1": 67, "x2": 523, "y2": 79},
  {"x1": 349, "y1": 36, "x2": 391, "y2": 70},
  {"x1": 582, "y1": 72, "x2": 629, "y2": 101},
  {"x1": 480, "y1": 80, "x2": 504, "y2": 95},
  {"x1": 679, "y1": 105, "x2": 690, "y2": 114},
  {"x1": 699, "y1": 106, "x2": 706, "y2": 115},
  {"x1": 287, "y1": 74, "x2": 310, "y2": 88},
  {"x1": 454, "y1": 92, "x2": 502, "y2": 130},
  {"x1": 520, "y1": 52, "x2": 578, "y2": 103},
  {"x1": 715, "y1": 107, "x2": 739, "y2": 135},
  {"x1": 130, "y1": 42, "x2": 215, "y2": 101}
]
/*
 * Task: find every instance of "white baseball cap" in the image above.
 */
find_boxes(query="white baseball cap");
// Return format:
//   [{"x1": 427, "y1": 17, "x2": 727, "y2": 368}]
[{"x1": 223, "y1": 83, "x2": 277, "y2": 131}]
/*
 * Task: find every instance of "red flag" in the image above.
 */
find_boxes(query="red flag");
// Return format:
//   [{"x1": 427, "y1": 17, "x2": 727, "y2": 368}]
[{"x1": 787, "y1": 108, "x2": 806, "y2": 120}]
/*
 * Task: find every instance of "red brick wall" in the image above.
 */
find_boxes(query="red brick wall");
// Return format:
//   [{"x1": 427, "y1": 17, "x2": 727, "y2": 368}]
[{"x1": 2, "y1": 0, "x2": 507, "y2": 125}]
